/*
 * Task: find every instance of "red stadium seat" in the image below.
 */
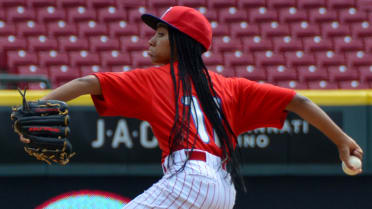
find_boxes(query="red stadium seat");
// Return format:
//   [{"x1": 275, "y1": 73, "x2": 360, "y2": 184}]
[
  {"x1": 0, "y1": 20, "x2": 16, "y2": 36},
  {"x1": 39, "y1": 50, "x2": 69, "y2": 67},
  {"x1": 178, "y1": 0, "x2": 207, "y2": 7},
  {"x1": 309, "y1": 7, "x2": 337, "y2": 23},
  {"x1": 131, "y1": 51, "x2": 152, "y2": 68},
  {"x1": 58, "y1": 35, "x2": 89, "y2": 52},
  {"x1": 365, "y1": 37, "x2": 372, "y2": 53},
  {"x1": 100, "y1": 50, "x2": 131, "y2": 67},
  {"x1": 276, "y1": 80, "x2": 308, "y2": 89},
  {"x1": 273, "y1": 36, "x2": 302, "y2": 53},
  {"x1": 97, "y1": 6, "x2": 127, "y2": 23},
  {"x1": 17, "y1": 65, "x2": 48, "y2": 76},
  {"x1": 148, "y1": 0, "x2": 176, "y2": 9},
  {"x1": 290, "y1": 21, "x2": 321, "y2": 38},
  {"x1": 108, "y1": 21, "x2": 139, "y2": 38},
  {"x1": 249, "y1": 7, "x2": 278, "y2": 23},
  {"x1": 16, "y1": 20, "x2": 46, "y2": 37},
  {"x1": 338, "y1": 80, "x2": 370, "y2": 89},
  {"x1": 28, "y1": 35, "x2": 58, "y2": 51},
  {"x1": 208, "y1": 0, "x2": 236, "y2": 9},
  {"x1": 26, "y1": 0, "x2": 56, "y2": 8},
  {"x1": 297, "y1": 0, "x2": 326, "y2": 9},
  {"x1": 120, "y1": 35, "x2": 148, "y2": 52},
  {"x1": 333, "y1": 36, "x2": 364, "y2": 53},
  {"x1": 346, "y1": 51, "x2": 372, "y2": 67},
  {"x1": 243, "y1": 36, "x2": 273, "y2": 52},
  {"x1": 351, "y1": 21, "x2": 372, "y2": 38},
  {"x1": 327, "y1": 0, "x2": 355, "y2": 9},
  {"x1": 202, "y1": 51, "x2": 224, "y2": 66},
  {"x1": 208, "y1": 65, "x2": 235, "y2": 77},
  {"x1": 86, "y1": 0, "x2": 115, "y2": 8},
  {"x1": 77, "y1": 21, "x2": 108, "y2": 37},
  {"x1": 116, "y1": 0, "x2": 143, "y2": 9},
  {"x1": 210, "y1": 21, "x2": 229, "y2": 37},
  {"x1": 339, "y1": 8, "x2": 367, "y2": 23},
  {"x1": 6, "y1": 6, "x2": 36, "y2": 22},
  {"x1": 303, "y1": 36, "x2": 333, "y2": 52},
  {"x1": 307, "y1": 80, "x2": 338, "y2": 89},
  {"x1": 260, "y1": 21, "x2": 290, "y2": 38},
  {"x1": 230, "y1": 21, "x2": 259, "y2": 38},
  {"x1": 321, "y1": 21, "x2": 350, "y2": 38},
  {"x1": 0, "y1": 35, "x2": 27, "y2": 52},
  {"x1": 218, "y1": 7, "x2": 247, "y2": 23},
  {"x1": 36, "y1": 6, "x2": 66, "y2": 23},
  {"x1": 315, "y1": 51, "x2": 346, "y2": 67},
  {"x1": 47, "y1": 20, "x2": 77, "y2": 37},
  {"x1": 255, "y1": 51, "x2": 285, "y2": 67},
  {"x1": 267, "y1": 0, "x2": 296, "y2": 8},
  {"x1": 212, "y1": 36, "x2": 242, "y2": 53},
  {"x1": 224, "y1": 51, "x2": 255, "y2": 67},
  {"x1": 69, "y1": 50, "x2": 100, "y2": 67},
  {"x1": 238, "y1": 0, "x2": 266, "y2": 9},
  {"x1": 359, "y1": 65, "x2": 372, "y2": 81},
  {"x1": 67, "y1": 6, "x2": 96, "y2": 23},
  {"x1": 328, "y1": 65, "x2": 358, "y2": 81},
  {"x1": 278, "y1": 7, "x2": 307, "y2": 23},
  {"x1": 139, "y1": 24, "x2": 155, "y2": 38},
  {"x1": 80, "y1": 65, "x2": 109, "y2": 76},
  {"x1": 111, "y1": 65, "x2": 132, "y2": 72},
  {"x1": 49, "y1": 65, "x2": 80, "y2": 88},
  {"x1": 128, "y1": 7, "x2": 155, "y2": 23},
  {"x1": 7, "y1": 50, "x2": 38, "y2": 69},
  {"x1": 198, "y1": 7, "x2": 218, "y2": 21},
  {"x1": 235, "y1": 65, "x2": 266, "y2": 81},
  {"x1": 285, "y1": 51, "x2": 315, "y2": 67},
  {"x1": 0, "y1": 0, "x2": 25, "y2": 7},
  {"x1": 89, "y1": 35, "x2": 120, "y2": 52},
  {"x1": 56, "y1": 0, "x2": 85, "y2": 8},
  {"x1": 297, "y1": 65, "x2": 328, "y2": 82},
  {"x1": 266, "y1": 65, "x2": 297, "y2": 82}
]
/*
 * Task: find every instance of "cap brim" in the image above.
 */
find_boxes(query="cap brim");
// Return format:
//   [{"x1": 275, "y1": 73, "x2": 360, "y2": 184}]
[{"x1": 141, "y1": 14, "x2": 177, "y2": 31}]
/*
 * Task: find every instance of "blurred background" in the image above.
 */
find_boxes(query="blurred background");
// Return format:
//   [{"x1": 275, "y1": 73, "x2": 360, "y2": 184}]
[{"x1": 0, "y1": 0, "x2": 371, "y2": 208}]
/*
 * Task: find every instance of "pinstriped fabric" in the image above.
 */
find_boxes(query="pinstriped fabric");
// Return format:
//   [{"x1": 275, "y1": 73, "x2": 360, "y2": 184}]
[{"x1": 122, "y1": 150, "x2": 236, "y2": 209}]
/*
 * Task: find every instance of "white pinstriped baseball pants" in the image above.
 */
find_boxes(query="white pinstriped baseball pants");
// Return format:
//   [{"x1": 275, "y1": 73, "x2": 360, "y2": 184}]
[{"x1": 123, "y1": 149, "x2": 236, "y2": 209}]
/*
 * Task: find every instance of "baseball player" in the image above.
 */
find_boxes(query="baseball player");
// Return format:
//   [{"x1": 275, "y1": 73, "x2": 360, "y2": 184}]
[{"x1": 19, "y1": 6, "x2": 363, "y2": 209}]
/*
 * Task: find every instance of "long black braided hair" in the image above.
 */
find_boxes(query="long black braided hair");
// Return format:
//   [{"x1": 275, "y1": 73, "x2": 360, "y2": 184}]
[{"x1": 166, "y1": 25, "x2": 246, "y2": 190}]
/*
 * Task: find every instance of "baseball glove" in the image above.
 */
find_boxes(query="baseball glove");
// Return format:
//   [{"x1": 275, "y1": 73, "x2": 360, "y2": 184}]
[{"x1": 10, "y1": 89, "x2": 75, "y2": 165}]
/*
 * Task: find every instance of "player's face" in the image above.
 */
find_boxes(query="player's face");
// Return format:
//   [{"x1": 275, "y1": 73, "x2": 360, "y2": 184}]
[{"x1": 148, "y1": 26, "x2": 171, "y2": 65}]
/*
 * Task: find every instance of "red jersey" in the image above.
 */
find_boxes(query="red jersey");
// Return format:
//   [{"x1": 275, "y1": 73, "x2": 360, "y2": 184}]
[{"x1": 91, "y1": 63, "x2": 296, "y2": 162}]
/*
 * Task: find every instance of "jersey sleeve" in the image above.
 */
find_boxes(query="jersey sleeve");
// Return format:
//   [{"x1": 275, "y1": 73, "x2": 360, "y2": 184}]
[
  {"x1": 91, "y1": 69, "x2": 153, "y2": 120},
  {"x1": 232, "y1": 78, "x2": 296, "y2": 134}
]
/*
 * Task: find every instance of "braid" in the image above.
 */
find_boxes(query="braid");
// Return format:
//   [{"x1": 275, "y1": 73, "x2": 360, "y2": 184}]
[{"x1": 167, "y1": 27, "x2": 246, "y2": 190}]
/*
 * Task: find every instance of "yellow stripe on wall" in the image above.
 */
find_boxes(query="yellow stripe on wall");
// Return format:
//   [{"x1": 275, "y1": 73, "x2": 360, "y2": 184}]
[{"x1": 0, "y1": 89, "x2": 372, "y2": 106}]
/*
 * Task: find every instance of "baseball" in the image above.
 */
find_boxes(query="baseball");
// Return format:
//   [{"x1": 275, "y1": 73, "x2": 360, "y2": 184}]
[{"x1": 342, "y1": 155, "x2": 362, "y2": 176}]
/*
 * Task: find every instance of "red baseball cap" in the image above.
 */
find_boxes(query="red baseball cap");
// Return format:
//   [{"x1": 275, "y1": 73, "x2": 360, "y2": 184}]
[{"x1": 141, "y1": 6, "x2": 212, "y2": 52}]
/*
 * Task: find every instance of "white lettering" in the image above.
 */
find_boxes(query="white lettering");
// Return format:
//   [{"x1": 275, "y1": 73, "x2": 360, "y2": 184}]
[
  {"x1": 112, "y1": 119, "x2": 133, "y2": 148},
  {"x1": 244, "y1": 135, "x2": 256, "y2": 148},
  {"x1": 291, "y1": 119, "x2": 302, "y2": 134},
  {"x1": 140, "y1": 121, "x2": 158, "y2": 148},
  {"x1": 92, "y1": 119, "x2": 105, "y2": 148},
  {"x1": 280, "y1": 120, "x2": 292, "y2": 133},
  {"x1": 303, "y1": 120, "x2": 309, "y2": 133},
  {"x1": 256, "y1": 134, "x2": 269, "y2": 148}
]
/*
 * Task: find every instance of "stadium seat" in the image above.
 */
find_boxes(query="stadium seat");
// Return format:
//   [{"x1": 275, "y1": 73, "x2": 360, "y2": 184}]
[
  {"x1": 69, "y1": 50, "x2": 100, "y2": 67},
  {"x1": 0, "y1": 0, "x2": 25, "y2": 7},
  {"x1": 307, "y1": 80, "x2": 338, "y2": 89},
  {"x1": 230, "y1": 21, "x2": 259, "y2": 38},
  {"x1": 0, "y1": 20, "x2": 16, "y2": 36},
  {"x1": 202, "y1": 51, "x2": 224, "y2": 66},
  {"x1": 358, "y1": 65, "x2": 372, "y2": 81},
  {"x1": 210, "y1": 21, "x2": 229, "y2": 37},
  {"x1": 273, "y1": 36, "x2": 302, "y2": 53},
  {"x1": 260, "y1": 21, "x2": 290, "y2": 38},
  {"x1": 278, "y1": 7, "x2": 307, "y2": 23},
  {"x1": 338, "y1": 80, "x2": 370, "y2": 89},
  {"x1": 89, "y1": 35, "x2": 120, "y2": 52},
  {"x1": 67, "y1": 6, "x2": 97, "y2": 23},
  {"x1": 328, "y1": 65, "x2": 358, "y2": 81},
  {"x1": 297, "y1": 65, "x2": 328, "y2": 82},
  {"x1": 208, "y1": 0, "x2": 236, "y2": 9},
  {"x1": 0, "y1": 35, "x2": 27, "y2": 52},
  {"x1": 290, "y1": 21, "x2": 321, "y2": 38},
  {"x1": 266, "y1": 65, "x2": 297, "y2": 82},
  {"x1": 17, "y1": 65, "x2": 48, "y2": 76},
  {"x1": 56, "y1": 0, "x2": 85, "y2": 8},
  {"x1": 297, "y1": 0, "x2": 325, "y2": 9},
  {"x1": 148, "y1": 0, "x2": 176, "y2": 9},
  {"x1": 276, "y1": 80, "x2": 308, "y2": 89},
  {"x1": 218, "y1": 7, "x2": 247, "y2": 23},
  {"x1": 97, "y1": 6, "x2": 127, "y2": 23},
  {"x1": 128, "y1": 7, "x2": 154, "y2": 23},
  {"x1": 111, "y1": 65, "x2": 132, "y2": 72},
  {"x1": 249, "y1": 7, "x2": 278, "y2": 23},
  {"x1": 47, "y1": 20, "x2": 77, "y2": 37},
  {"x1": 238, "y1": 0, "x2": 266, "y2": 9},
  {"x1": 7, "y1": 50, "x2": 38, "y2": 68},
  {"x1": 28, "y1": 35, "x2": 58, "y2": 51},
  {"x1": 327, "y1": 0, "x2": 355, "y2": 9},
  {"x1": 39, "y1": 50, "x2": 69, "y2": 67},
  {"x1": 178, "y1": 0, "x2": 207, "y2": 7},
  {"x1": 131, "y1": 51, "x2": 152, "y2": 68},
  {"x1": 100, "y1": 50, "x2": 131, "y2": 67},
  {"x1": 86, "y1": 0, "x2": 115, "y2": 8},
  {"x1": 120, "y1": 35, "x2": 148, "y2": 52},
  {"x1": 321, "y1": 21, "x2": 350, "y2": 38},
  {"x1": 36, "y1": 6, "x2": 66, "y2": 23},
  {"x1": 49, "y1": 65, "x2": 80, "y2": 88},
  {"x1": 309, "y1": 7, "x2": 337, "y2": 23},
  {"x1": 285, "y1": 51, "x2": 315, "y2": 67},
  {"x1": 243, "y1": 36, "x2": 273, "y2": 52},
  {"x1": 116, "y1": 0, "x2": 144, "y2": 9},
  {"x1": 208, "y1": 65, "x2": 235, "y2": 77},
  {"x1": 235, "y1": 65, "x2": 266, "y2": 81},
  {"x1": 108, "y1": 21, "x2": 139, "y2": 38},
  {"x1": 351, "y1": 21, "x2": 372, "y2": 37},
  {"x1": 346, "y1": 51, "x2": 372, "y2": 67},
  {"x1": 197, "y1": 7, "x2": 218, "y2": 21},
  {"x1": 139, "y1": 24, "x2": 155, "y2": 38},
  {"x1": 224, "y1": 51, "x2": 255, "y2": 67},
  {"x1": 255, "y1": 51, "x2": 285, "y2": 67},
  {"x1": 58, "y1": 35, "x2": 89, "y2": 52},
  {"x1": 333, "y1": 36, "x2": 363, "y2": 53},
  {"x1": 339, "y1": 8, "x2": 367, "y2": 23},
  {"x1": 303, "y1": 36, "x2": 333, "y2": 52},
  {"x1": 78, "y1": 21, "x2": 108, "y2": 37},
  {"x1": 80, "y1": 65, "x2": 109, "y2": 76},
  {"x1": 6, "y1": 6, "x2": 36, "y2": 22},
  {"x1": 267, "y1": 0, "x2": 296, "y2": 8},
  {"x1": 16, "y1": 20, "x2": 46, "y2": 37},
  {"x1": 212, "y1": 36, "x2": 242, "y2": 53},
  {"x1": 365, "y1": 37, "x2": 372, "y2": 52},
  {"x1": 26, "y1": 0, "x2": 56, "y2": 8},
  {"x1": 315, "y1": 51, "x2": 346, "y2": 67}
]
